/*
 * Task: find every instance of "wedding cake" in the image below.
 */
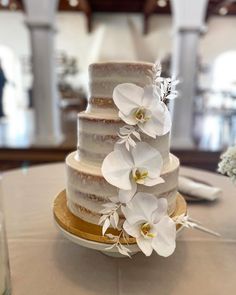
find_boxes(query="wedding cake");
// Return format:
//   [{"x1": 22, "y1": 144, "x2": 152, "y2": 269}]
[{"x1": 65, "y1": 61, "x2": 181, "y2": 257}]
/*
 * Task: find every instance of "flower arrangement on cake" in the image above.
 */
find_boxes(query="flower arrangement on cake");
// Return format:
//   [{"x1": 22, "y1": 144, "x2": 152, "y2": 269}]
[{"x1": 97, "y1": 62, "x2": 190, "y2": 257}]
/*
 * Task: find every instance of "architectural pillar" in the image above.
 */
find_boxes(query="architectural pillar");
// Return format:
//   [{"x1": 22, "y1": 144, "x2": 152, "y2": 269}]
[
  {"x1": 170, "y1": 0, "x2": 208, "y2": 148},
  {"x1": 23, "y1": 0, "x2": 63, "y2": 145}
]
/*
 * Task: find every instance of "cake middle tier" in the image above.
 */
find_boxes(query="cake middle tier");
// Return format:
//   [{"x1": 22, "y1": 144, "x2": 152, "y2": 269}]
[
  {"x1": 66, "y1": 151, "x2": 179, "y2": 225},
  {"x1": 77, "y1": 111, "x2": 171, "y2": 168}
]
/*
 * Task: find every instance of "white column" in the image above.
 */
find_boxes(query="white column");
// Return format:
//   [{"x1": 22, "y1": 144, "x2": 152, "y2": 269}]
[
  {"x1": 23, "y1": 0, "x2": 63, "y2": 145},
  {"x1": 170, "y1": 0, "x2": 208, "y2": 149}
]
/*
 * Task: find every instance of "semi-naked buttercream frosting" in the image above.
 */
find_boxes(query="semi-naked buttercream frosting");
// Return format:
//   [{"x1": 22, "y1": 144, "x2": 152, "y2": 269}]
[{"x1": 65, "y1": 61, "x2": 180, "y2": 226}]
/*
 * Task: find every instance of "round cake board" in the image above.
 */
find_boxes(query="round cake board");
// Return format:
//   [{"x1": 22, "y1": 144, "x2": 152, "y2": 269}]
[{"x1": 53, "y1": 190, "x2": 187, "y2": 257}]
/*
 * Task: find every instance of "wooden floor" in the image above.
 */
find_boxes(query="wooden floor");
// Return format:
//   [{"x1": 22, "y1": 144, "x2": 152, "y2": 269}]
[{"x1": 0, "y1": 108, "x2": 233, "y2": 172}]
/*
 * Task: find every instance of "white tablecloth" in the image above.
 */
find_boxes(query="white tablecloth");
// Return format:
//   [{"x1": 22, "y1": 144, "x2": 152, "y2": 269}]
[{"x1": 2, "y1": 163, "x2": 236, "y2": 295}]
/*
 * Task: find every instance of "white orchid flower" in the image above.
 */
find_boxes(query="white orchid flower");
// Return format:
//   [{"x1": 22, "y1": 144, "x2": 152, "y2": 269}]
[
  {"x1": 113, "y1": 83, "x2": 171, "y2": 138},
  {"x1": 122, "y1": 193, "x2": 176, "y2": 257},
  {"x1": 101, "y1": 142, "x2": 164, "y2": 203}
]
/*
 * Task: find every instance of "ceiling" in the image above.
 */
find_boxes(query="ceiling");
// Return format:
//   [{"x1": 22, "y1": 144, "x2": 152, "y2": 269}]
[
  {"x1": 0, "y1": 0, "x2": 235, "y2": 14},
  {"x1": 0, "y1": 0, "x2": 235, "y2": 34}
]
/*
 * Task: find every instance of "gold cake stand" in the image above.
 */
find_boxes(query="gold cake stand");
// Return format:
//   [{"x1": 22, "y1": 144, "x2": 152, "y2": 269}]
[{"x1": 53, "y1": 190, "x2": 187, "y2": 256}]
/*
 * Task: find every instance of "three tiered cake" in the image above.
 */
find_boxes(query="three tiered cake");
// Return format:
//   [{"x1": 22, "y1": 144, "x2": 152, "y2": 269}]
[{"x1": 64, "y1": 61, "x2": 183, "y2": 257}]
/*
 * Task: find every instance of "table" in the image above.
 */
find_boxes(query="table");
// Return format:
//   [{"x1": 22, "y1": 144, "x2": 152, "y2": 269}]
[{"x1": 2, "y1": 163, "x2": 236, "y2": 295}]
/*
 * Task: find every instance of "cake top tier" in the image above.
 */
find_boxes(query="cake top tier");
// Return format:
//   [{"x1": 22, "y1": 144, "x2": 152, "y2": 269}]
[{"x1": 87, "y1": 61, "x2": 153, "y2": 113}]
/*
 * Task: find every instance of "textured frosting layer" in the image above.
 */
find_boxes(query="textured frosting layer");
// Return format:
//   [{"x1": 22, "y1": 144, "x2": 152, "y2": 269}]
[
  {"x1": 66, "y1": 151, "x2": 179, "y2": 225},
  {"x1": 77, "y1": 112, "x2": 170, "y2": 168},
  {"x1": 87, "y1": 62, "x2": 153, "y2": 114}
]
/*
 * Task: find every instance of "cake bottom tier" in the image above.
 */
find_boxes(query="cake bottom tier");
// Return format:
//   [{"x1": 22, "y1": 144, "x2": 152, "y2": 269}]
[{"x1": 65, "y1": 151, "x2": 180, "y2": 226}]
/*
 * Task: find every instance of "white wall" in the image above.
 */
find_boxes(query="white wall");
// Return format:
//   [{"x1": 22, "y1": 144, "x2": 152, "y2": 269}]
[
  {"x1": 0, "y1": 12, "x2": 30, "y2": 58},
  {"x1": 0, "y1": 11, "x2": 236, "y2": 87},
  {"x1": 200, "y1": 16, "x2": 236, "y2": 64},
  {"x1": 55, "y1": 13, "x2": 173, "y2": 71}
]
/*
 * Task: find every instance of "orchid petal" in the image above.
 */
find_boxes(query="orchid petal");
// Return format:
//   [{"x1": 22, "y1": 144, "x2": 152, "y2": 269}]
[
  {"x1": 137, "y1": 101, "x2": 171, "y2": 137},
  {"x1": 142, "y1": 85, "x2": 160, "y2": 109},
  {"x1": 119, "y1": 111, "x2": 137, "y2": 125},
  {"x1": 138, "y1": 121, "x2": 156, "y2": 138},
  {"x1": 136, "y1": 236, "x2": 153, "y2": 256},
  {"x1": 114, "y1": 143, "x2": 134, "y2": 166},
  {"x1": 143, "y1": 176, "x2": 165, "y2": 187},
  {"x1": 131, "y1": 142, "x2": 163, "y2": 176},
  {"x1": 151, "y1": 102, "x2": 172, "y2": 135},
  {"x1": 113, "y1": 83, "x2": 144, "y2": 116},
  {"x1": 123, "y1": 220, "x2": 140, "y2": 238},
  {"x1": 122, "y1": 192, "x2": 159, "y2": 224},
  {"x1": 118, "y1": 181, "x2": 137, "y2": 203},
  {"x1": 151, "y1": 198, "x2": 168, "y2": 223},
  {"x1": 122, "y1": 204, "x2": 146, "y2": 225},
  {"x1": 148, "y1": 92, "x2": 163, "y2": 110},
  {"x1": 101, "y1": 150, "x2": 132, "y2": 190},
  {"x1": 152, "y1": 216, "x2": 176, "y2": 257}
]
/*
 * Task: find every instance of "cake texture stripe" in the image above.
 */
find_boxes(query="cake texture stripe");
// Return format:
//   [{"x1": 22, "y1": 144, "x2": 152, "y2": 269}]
[
  {"x1": 89, "y1": 97, "x2": 115, "y2": 108},
  {"x1": 66, "y1": 151, "x2": 179, "y2": 221},
  {"x1": 67, "y1": 152, "x2": 178, "y2": 182},
  {"x1": 67, "y1": 188, "x2": 177, "y2": 227},
  {"x1": 77, "y1": 111, "x2": 171, "y2": 167},
  {"x1": 67, "y1": 188, "x2": 177, "y2": 218},
  {"x1": 78, "y1": 112, "x2": 121, "y2": 123}
]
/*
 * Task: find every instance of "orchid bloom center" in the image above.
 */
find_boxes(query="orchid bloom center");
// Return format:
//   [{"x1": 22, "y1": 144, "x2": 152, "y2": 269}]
[
  {"x1": 134, "y1": 107, "x2": 150, "y2": 123},
  {"x1": 141, "y1": 223, "x2": 156, "y2": 238},
  {"x1": 132, "y1": 168, "x2": 148, "y2": 184}
]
